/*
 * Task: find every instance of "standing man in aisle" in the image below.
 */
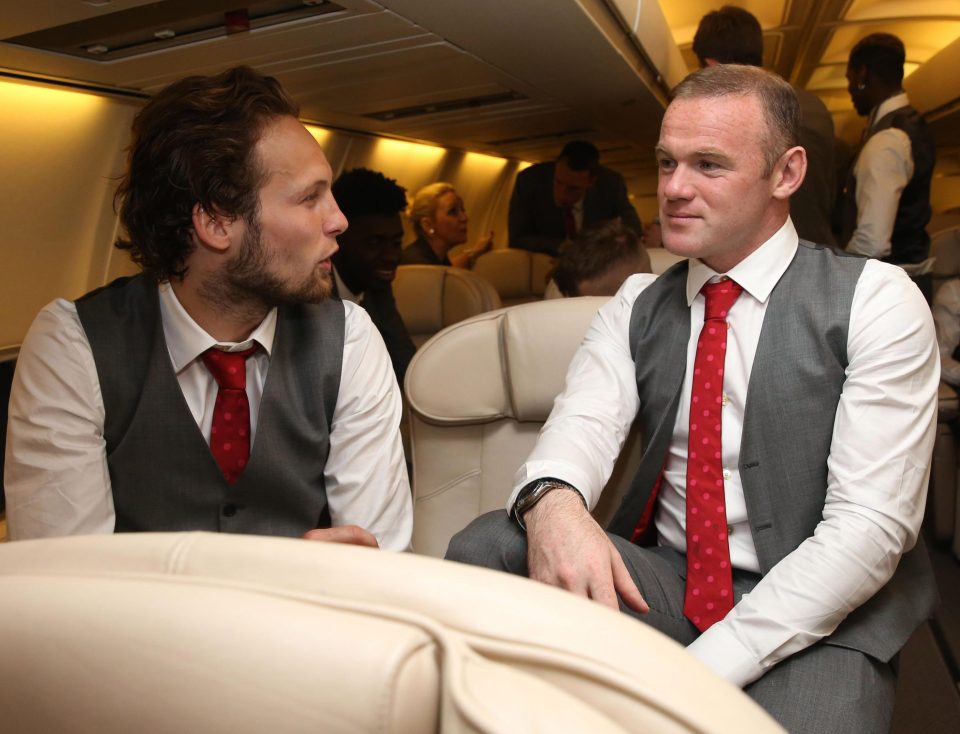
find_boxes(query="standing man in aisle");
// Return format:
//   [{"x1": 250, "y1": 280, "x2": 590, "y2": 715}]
[
  {"x1": 840, "y1": 32, "x2": 936, "y2": 298},
  {"x1": 508, "y1": 140, "x2": 642, "y2": 256}
]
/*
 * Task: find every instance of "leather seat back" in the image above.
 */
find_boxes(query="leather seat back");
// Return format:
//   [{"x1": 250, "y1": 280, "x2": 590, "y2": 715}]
[
  {"x1": 0, "y1": 532, "x2": 784, "y2": 734},
  {"x1": 405, "y1": 297, "x2": 644, "y2": 558},
  {"x1": 471, "y1": 248, "x2": 555, "y2": 306},
  {"x1": 393, "y1": 265, "x2": 502, "y2": 347}
]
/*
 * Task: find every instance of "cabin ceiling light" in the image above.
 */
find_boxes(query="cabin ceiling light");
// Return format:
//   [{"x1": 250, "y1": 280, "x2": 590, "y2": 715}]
[
  {"x1": 85, "y1": 43, "x2": 109, "y2": 55},
  {"x1": 153, "y1": 29, "x2": 176, "y2": 40}
]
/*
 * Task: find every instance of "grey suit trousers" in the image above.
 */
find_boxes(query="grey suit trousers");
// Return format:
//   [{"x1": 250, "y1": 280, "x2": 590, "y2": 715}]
[{"x1": 447, "y1": 510, "x2": 896, "y2": 734}]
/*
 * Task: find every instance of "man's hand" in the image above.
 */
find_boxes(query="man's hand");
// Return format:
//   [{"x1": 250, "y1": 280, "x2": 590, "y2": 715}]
[
  {"x1": 303, "y1": 525, "x2": 380, "y2": 548},
  {"x1": 524, "y1": 489, "x2": 648, "y2": 613}
]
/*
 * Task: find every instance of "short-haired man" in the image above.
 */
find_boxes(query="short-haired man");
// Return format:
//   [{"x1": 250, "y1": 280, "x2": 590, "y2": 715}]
[
  {"x1": 449, "y1": 64, "x2": 938, "y2": 732},
  {"x1": 508, "y1": 140, "x2": 642, "y2": 256},
  {"x1": 552, "y1": 221, "x2": 651, "y2": 297},
  {"x1": 840, "y1": 33, "x2": 936, "y2": 297},
  {"x1": 5, "y1": 67, "x2": 412, "y2": 550},
  {"x1": 330, "y1": 168, "x2": 417, "y2": 386},
  {"x1": 693, "y1": 4, "x2": 837, "y2": 247}
]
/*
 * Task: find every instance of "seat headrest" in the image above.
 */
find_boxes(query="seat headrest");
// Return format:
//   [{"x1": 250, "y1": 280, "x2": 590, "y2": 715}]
[
  {"x1": 931, "y1": 227, "x2": 960, "y2": 277},
  {"x1": 406, "y1": 297, "x2": 608, "y2": 424},
  {"x1": 472, "y1": 249, "x2": 554, "y2": 299},
  {"x1": 393, "y1": 265, "x2": 502, "y2": 341}
]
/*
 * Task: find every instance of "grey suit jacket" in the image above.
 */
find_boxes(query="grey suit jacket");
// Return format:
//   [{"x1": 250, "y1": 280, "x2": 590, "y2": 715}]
[{"x1": 508, "y1": 161, "x2": 643, "y2": 256}]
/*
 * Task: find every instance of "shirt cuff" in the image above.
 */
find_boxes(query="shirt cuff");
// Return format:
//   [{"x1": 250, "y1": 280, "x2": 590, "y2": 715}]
[{"x1": 685, "y1": 621, "x2": 764, "y2": 688}]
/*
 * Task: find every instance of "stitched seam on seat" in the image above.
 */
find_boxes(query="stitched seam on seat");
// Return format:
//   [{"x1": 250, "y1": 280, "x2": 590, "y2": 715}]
[{"x1": 415, "y1": 469, "x2": 481, "y2": 502}]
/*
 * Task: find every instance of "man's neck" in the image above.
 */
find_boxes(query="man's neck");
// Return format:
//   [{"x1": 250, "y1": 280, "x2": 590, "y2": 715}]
[{"x1": 170, "y1": 276, "x2": 269, "y2": 343}]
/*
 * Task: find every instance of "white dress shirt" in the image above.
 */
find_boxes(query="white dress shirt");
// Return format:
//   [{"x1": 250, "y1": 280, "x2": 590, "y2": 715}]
[
  {"x1": 846, "y1": 92, "x2": 915, "y2": 260},
  {"x1": 5, "y1": 283, "x2": 413, "y2": 551},
  {"x1": 511, "y1": 219, "x2": 939, "y2": 687},
  {"x1": 933, "y1": 277, "x2": 960, "y2": 387}
]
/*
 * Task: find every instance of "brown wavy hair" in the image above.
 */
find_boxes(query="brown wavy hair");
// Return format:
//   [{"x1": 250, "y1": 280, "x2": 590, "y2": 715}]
[{"x1": 114, "y1": 66, "x2": 299, "y2": 282}]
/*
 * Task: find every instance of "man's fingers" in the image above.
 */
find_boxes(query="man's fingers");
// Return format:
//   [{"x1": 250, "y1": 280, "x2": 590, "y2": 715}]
[
  {"x1": 611, "y1": 550, "x2": 649, "y2": 614},
  {"x1": 303, "y1": 525, "x2": 380, "y2": 548}
]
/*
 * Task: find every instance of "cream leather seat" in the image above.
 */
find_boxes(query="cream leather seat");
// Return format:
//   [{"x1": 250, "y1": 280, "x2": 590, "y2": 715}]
[
  {"x1": 471, "y1": 248, "x2": 555, "y2": 306},
  {"x1": 0, "y1": 532, "x2": 783, "y2": 734},
  {"x1": 930, "y1": 225, "x2": 960, "y2": 296},
  {"x1": 405, "y1": 296, "x2": 644, "y2": 558},
  {"x1": 393, "y1": 265, "x2": 501, "y2": 347},
  {"x1": 646, "y1": 247, "x2": 687, "y2": 275}
]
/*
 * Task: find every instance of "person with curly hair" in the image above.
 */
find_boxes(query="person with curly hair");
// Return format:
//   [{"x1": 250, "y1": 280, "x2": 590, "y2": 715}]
[{"x1": 6, "y1": 67, "x2": 412, "y2": 550}]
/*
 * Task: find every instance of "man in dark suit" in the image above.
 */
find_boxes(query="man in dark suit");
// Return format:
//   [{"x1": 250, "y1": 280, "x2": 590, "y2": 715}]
[
  {"x1": 692, "y1": 4, "x2": 836, "y2": 246},
  {"x1": 331, "y1": 168, "x2": 417, "y2": 386},
  {"x1": 449, "y1": 64, "x2": 938, "y2": 733},
  {"x1": 508, "y1": 140, "x2": 642, "y2": 256}
]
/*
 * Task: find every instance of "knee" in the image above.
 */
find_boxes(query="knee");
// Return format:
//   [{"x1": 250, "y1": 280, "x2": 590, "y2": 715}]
[{"x1": 444, "y1": 510, "x2": 527, "y2": 574}]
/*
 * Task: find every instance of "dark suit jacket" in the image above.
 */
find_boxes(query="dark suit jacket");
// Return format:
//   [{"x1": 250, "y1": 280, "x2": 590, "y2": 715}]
[
  {"x1": 508, "y1": 161, "x2": 642, "y2": 256},
  {"x1": 790, "y1": 86, "x2": 836, "y2": 246},
  {"x1": 331, "y1": 267, "x2": 416, "y2": 387},
  {"x1": 400, "y1": 236, "x2": 450, "y2": 266}
]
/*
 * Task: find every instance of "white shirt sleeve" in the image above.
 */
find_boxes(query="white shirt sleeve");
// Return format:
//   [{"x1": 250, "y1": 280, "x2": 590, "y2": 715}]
[
  {"x1": 687, "y1": 262, "x2": 939, "y2": 686},
  {"x1": 325, "y1": 302, "x2": 413, "y2": 551},
  {"x1": 846, "y1": 128, "x2": 914, "y2": 259},
  {"x1": 5, "y1": 300, "x2": 116, "y2": 539},
  {"x1": 933, "y1": 279, "x2": 960, "y2": 387},
  {"x1": 508, "y1": 275, "x2": 653, "y2": 509}
]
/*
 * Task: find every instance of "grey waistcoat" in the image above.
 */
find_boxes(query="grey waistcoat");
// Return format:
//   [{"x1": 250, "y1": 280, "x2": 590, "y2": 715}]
[
  {"x1": 75, "y1": 275, "x2": 344, "y2": 537},
  {"x1": 607, "y1": 242, "x2": 936, "y2": 662}
]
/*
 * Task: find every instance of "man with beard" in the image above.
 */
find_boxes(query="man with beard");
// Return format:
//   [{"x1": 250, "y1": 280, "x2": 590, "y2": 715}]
[
  {"x1": 4, "y1": 67, "x2": 412, "y2": 550},
  {"x1": 330, "y1": 168, "x2": 417, "y2": 387}
]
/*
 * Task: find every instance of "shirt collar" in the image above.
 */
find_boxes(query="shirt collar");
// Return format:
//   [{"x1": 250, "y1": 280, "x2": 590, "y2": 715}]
[
  {"x1": 158, "y1": 282, "x2": 276, "y2": 372},
  {"x1": 870, "y1": 92, "x2": 910, "y2": 129},
  {"x1": 333, "y1": 264, "x2": 362, "y2": 304},
  {"x1": 685, "y1": 218, "x2": 798, "y2": 306}
]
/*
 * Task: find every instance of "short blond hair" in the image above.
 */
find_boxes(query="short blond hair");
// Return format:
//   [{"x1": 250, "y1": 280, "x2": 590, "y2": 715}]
[{"x1": 409, "y1": 182, "x2": 456, "y2": 237}]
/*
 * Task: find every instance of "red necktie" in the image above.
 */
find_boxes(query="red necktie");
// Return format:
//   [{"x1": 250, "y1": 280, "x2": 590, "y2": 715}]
[
  {"x1": 201, "y1": 345, "x2": 259, "y2": 485},
  {"x1": 562, "y1": 207, "x2": 577, "y2": 239},
  {"x1": 684, "y1": 278, "x2": 743, "y2": 632}
]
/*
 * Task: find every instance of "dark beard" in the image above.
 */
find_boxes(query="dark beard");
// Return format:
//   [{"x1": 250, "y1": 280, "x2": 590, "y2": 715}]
[{"x1": 200, "y1": 215, "x2": 332, "y2": 319}]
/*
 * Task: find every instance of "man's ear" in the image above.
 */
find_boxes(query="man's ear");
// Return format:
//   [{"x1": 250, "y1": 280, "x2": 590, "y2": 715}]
[
  {"x1": 771, "y1": 146, "x2": 807, "y2": 201},
  {"x1": 191, "y1": 203, "x2": 233, "y2": 252}
]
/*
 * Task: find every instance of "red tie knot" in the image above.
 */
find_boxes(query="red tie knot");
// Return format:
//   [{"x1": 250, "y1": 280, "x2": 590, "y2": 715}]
[
  {"x1": 702, "y1": 279, "x2": 744, "y2": 321},
  {"x1": 201, "y1": 345, "x2": 259, "y2": 391}
]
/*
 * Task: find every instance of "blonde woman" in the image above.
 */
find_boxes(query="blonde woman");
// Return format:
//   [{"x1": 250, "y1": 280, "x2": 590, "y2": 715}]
[{"x1": 401, "y1": 182, "x2": 493, "y2": 268}]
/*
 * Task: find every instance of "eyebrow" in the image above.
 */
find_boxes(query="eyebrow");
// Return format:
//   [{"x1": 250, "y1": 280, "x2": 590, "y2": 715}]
[{"x1": 654, "y1": 144, "x2": 734, "y2": 165}]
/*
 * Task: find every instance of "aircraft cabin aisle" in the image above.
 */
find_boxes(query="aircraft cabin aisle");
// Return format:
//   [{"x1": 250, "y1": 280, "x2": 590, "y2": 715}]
[{"x1": 1, "y1": 1, "x2": 960, "y2": 731}]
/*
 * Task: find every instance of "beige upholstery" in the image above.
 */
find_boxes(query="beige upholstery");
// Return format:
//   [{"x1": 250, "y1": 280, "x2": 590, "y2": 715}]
[
  {"x1": 0, "y1": 532, "x2": 783, "y2": 734},
  {"x1": 646, "y1": 247, "x2": 687, "y2": 275},
  {"x1": 393, "y1": 265, "x2": 502, "y2": 347},
  {"x1": 931, "y1": 225, "x2": 960, "y2": 295},
  {"x1": 931, "y1": 382, "x2": 959, "y2": 546},
  {"x1": 406, "y1": 297, "x2": 644, "y2": 558},
  {"x1": 471, "y1": 248, "x2": 555, "y2": 306}
]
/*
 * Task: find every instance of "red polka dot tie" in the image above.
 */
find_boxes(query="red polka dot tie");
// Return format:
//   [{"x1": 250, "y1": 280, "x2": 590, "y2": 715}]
[
  {"x1": 684, "y1": 278, "x2": 743, "y2": 632},
  {"x1": 201, "y1": 345, "x2": 259, "y2": 485}
]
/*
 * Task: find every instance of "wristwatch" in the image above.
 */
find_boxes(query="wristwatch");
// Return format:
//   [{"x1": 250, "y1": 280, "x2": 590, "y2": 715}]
[{"x1": 512, "y1": 478, "x2": 586, "y2": 531}]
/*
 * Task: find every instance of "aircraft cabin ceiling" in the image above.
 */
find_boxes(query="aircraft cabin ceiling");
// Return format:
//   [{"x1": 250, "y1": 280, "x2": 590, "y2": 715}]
[{"x1": 1, "y1": 0, "x2": 959, "y2": 188}]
